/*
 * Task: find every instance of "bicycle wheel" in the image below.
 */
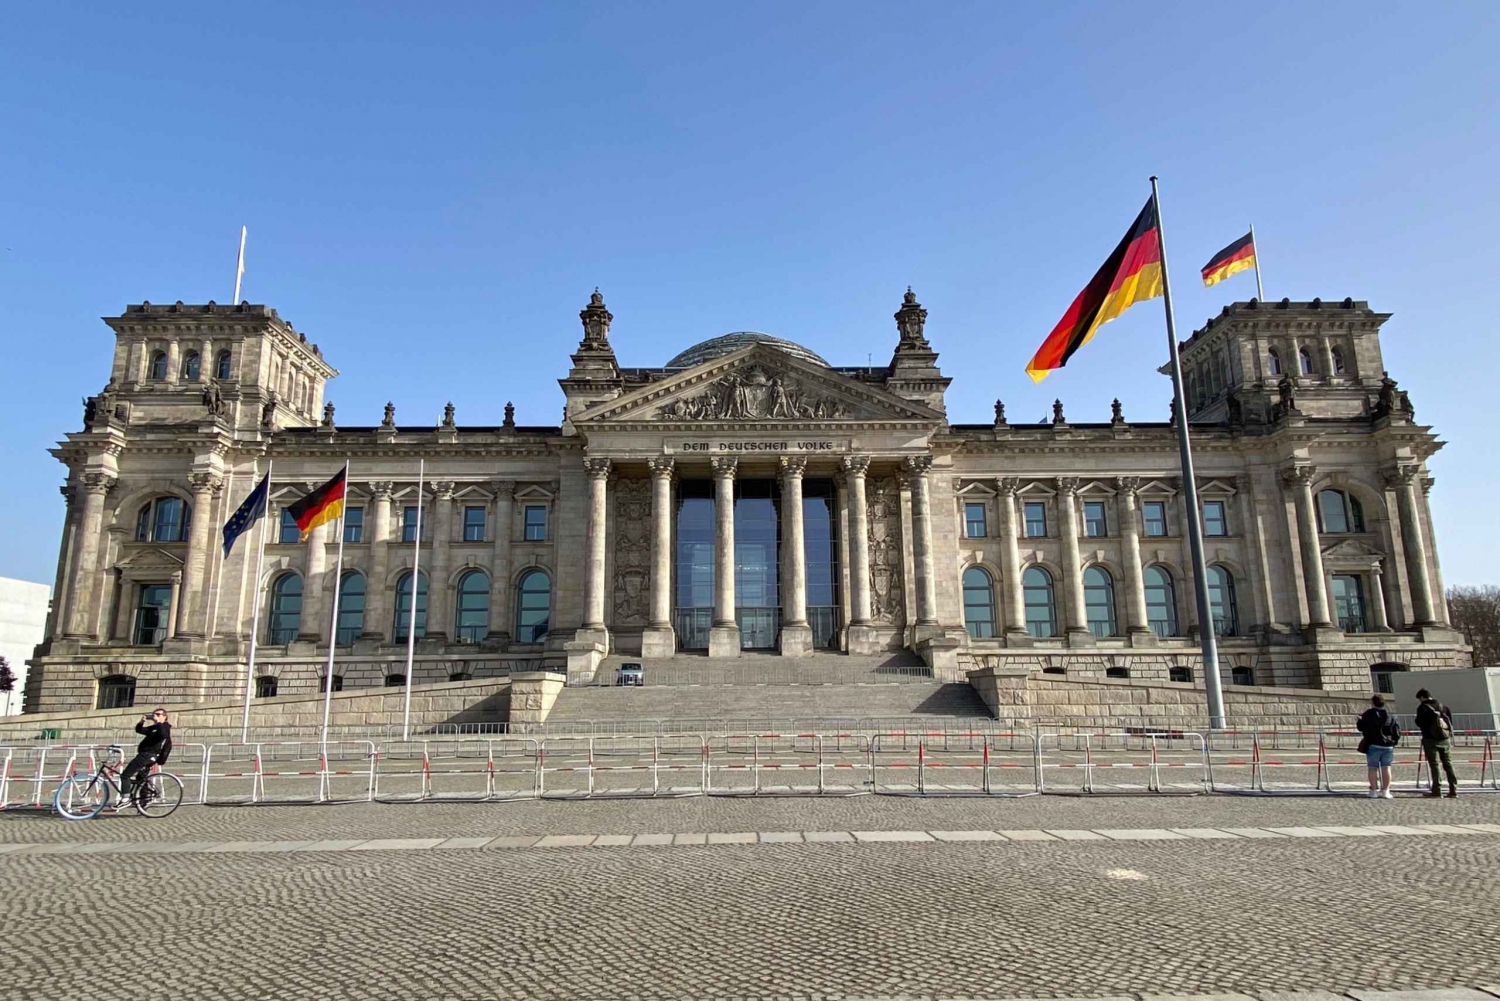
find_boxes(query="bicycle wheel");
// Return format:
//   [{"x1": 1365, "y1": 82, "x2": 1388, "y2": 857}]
[
  {"x1": 134, "y1": 772, "x2": 184, "y2": 818},
  {"x1": 54, "y1": 775, "x2": 110, "y2": 820}
]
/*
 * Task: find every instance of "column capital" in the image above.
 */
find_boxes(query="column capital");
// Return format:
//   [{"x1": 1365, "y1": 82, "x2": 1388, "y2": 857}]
[
  {"x1": 647, "y1": 456, "x2": 675, "y2": 478},
  {"x1": 1056, "y1": 476, "x2": 1081, "y2": 496},
  {"x1": 996, "y1": 476, "x2": 1020, "y2": 496},
  {"x1": 779, "y1": 455, "x2": 808, "y2": 479},
  {"x1": 1114, "y1": 475, "x2": 1139, "y2": 495},
  {"x1": 1381, "y1": 463, "x2": 1419, "y2": 488},
  {"x1": 1280, "y1": 463, "x2": 1317, "y2": 487},
  {"x1": 710, "y1": 455, "x2": 738, "y2": 477},
  {"x1": 583, "y1": 457, "x2": 612, "y2": 480},
  {"x1": 489, "y1": 479, "x2": 516, "y2": 497},
  {"x1": 903, "y1": 455, "x2": 934, "y2": 476},
  {"x1": 80, "y1": 471, "x2": 117, "y2": 495},
  {"x1": 841, "y1": 455, "x2": 870, "y2": 476},
  {"x1": 433, "y1": 480, "x2": 457, "y2": 499},
  {"x1": 1234, "y1": 473, "x2": 1254, "y2": 493},
  {"x1": 187, "y1": 471, "x2": 222, "y2": 494},
  {"x1": 370, "y1": 480, "x2": 395, "y2": 498}
]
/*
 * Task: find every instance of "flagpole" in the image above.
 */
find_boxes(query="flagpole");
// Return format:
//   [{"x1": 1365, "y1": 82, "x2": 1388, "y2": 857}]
[
  {"x1": 402, "y1": 459, "x2": 425, "y2": 741},
  {"x1": 232, "y1": 226, "x2": 247, "y2": 303},
  {"x1": 240, "y1": 459, "x2": 272, "y2": 742},
  {"x1": 1151, "y1": 176, "x2": 1227, "y2": 731},
  {"x1": 319, "y1": 460, "x2": 351, "y2": 747},
  {"x1": 1250, "y1": 223, "x2": 1265, "y2": 301}
]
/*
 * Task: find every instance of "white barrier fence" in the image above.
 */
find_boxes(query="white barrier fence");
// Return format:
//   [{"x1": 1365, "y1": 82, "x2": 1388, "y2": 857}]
[{"x1": 4, "y1": 727, "x2": 1495, "y2": 810}]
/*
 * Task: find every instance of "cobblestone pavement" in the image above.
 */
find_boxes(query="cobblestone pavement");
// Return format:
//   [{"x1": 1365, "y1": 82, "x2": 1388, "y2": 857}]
[{"x1": 3, "y1": 797, "x2": 1500, "y2": 1001}]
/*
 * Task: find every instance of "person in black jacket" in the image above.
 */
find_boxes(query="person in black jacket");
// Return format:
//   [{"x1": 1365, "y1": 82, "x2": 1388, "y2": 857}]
[
  {"x1": 118, "y1": 708, "x2": 173, "y2": 805},
  {"x1": 1356, "y1": 695, "x2": 1400, "y2": 799},
  {"x1": 1414, "y1": 688, "x2": 1459, "y2": 798}
]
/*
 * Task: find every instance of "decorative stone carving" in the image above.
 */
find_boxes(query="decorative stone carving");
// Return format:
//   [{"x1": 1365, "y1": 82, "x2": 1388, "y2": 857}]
[
  {"x1": 647, "y1": 456, "x2": 675, "y2": 478},
  {"x1": 503, "y1": 401, "x2": 515, "y2": 428},
  {"x1": 779, "y1": 455, "x2": 808, "y2": 478},
  {"x1": 655, "y1": 365, "x2": 852, "y2": 421},
  {"x1": 434, "y1": 481, "x2": 456, "y2": 500},
  {"x1": 611, "y1": 477, "x2": 651, "y2": 627},
  {"x1": 1115, "y1": 475, "x2": 1139, "y2": 494},
  {"x1": 202, "y1": 381, "x2": 228, "y2": 420},
  {"x1": 903, "y1": 455, "x2": 933, "y2": 476},
  {"x1": 710, "y1": 455, "x2": 738, "y2": 477},
  {"x1": 442, "y1": 402, "x2": 456, "y2": 428},
  {"x1": 867, "y1": 476, "x2": 904, "y2": 626},
  {"x1": 894, "y1": 287, "x2": 930, "y2": 351},
  {"x1": 1110, "y1": 398, "x2": 1124, "y2": 425},
  {"x1": 1052, "y1": 399, "x2": 1067, "y2": 425},
  {"x1": 80, "y1": 471, "x2": 116, "y2": 495},
  {"x1": 262, "y1": 395, "x2": 278, "y2": 430},
  {"x1": 1281, "y1": 464, "x2": 1317, "y2": 487},
  {"x1": 1056, "y1": 476, "x2": 1080, "y2": 496},
  {"x1": 321, "y1": 401, "x2": 335, "y2": 428},
  {"x1": 583, "y1": 457, "x2": 612, "y2": 480},
  {"x1": 370, "y1": 481, "x2": 394, "y2": 499},
  {"x1": 381, "y1": 402, "x2": 397, "y2": 429},
  {"x1": 993, "y1": 400, "x2": 1007, "y2": 428},
  {"x1": 842, "y1": 455, "x2": 870, "y2": 476},
  {"x1": 187, "y1": 472, "x2": 221, "y2": 495},
  {"x1": 578, "y1": 288, "x2": 613, "y2": 350}
]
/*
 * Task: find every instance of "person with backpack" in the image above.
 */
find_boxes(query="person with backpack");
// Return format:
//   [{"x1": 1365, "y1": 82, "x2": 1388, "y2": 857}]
[
  {"x1": 1414, "y1": 688, "x2": 1459, "y2": 798},
  {"x1": 1356, "y1": 695, "x2": 1401, "y2": 799}
]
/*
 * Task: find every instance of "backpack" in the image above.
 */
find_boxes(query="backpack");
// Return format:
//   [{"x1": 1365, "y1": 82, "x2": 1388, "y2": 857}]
[{"x1": 1382, "y1": 714, "x2": 1403, "y2": 747}]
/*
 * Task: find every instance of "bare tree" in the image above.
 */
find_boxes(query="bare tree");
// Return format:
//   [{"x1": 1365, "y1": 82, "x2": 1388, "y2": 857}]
[{"x1": 1447, "y1": 585, "x2": 1500, "y2": 667}]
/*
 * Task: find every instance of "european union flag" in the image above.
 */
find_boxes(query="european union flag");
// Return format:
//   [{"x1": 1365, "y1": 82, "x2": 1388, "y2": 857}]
[{"x1": 222, "y1": 473, "x2": 271, "y2": 558}]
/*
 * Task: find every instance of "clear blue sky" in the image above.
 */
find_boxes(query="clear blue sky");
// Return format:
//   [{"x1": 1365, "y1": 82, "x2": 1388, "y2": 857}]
[{"x1": 2, "y1": 2, "x2": 1496, "y2": 588}]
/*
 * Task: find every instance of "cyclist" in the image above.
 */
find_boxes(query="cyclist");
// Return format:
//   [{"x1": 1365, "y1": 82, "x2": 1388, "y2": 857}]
[{"x1": 117, "y1": 708, "x2": 173, "y2": 807}]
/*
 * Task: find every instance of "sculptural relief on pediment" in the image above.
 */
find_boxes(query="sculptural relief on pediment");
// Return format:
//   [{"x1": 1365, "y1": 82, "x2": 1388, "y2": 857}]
[{"x1": 654, "y1": 364, "x2": 857, "y2": 421}]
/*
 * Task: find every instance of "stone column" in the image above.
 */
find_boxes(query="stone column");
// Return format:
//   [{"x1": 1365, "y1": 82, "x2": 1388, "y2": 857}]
[
  {"x1": 905, "y1": 456, "x2": 939, "y2": 629},
  {"x1": 843, "y1": 456, "x2": 878, "y2": 654},
  {"x1": 112, "y1": 569, "x2": 132, "y2": 642},
  {"x1": 1386, "y1": 465, "x2": 1437, "y2": 626},
  {"x1": 165, "y1": 570, "x2": 182, "y2": 641},
  {"x1": 1115, "y1": 477, "x2": 1149, "y2": 637},
  {"x1": 1318, "y1": 332, "x2": 1335, "y2": 380},
  {"x1": 1057, "y1": 477, "x2": 1090, "y2": 639},
  {"x1": 1369, "y1": 562, "x2": 1392, "y2": 632},
  {"x1": 581, "y1": 459, "x2": 612, "y2": 636},
  {"x1": 364, "y1": 482, "x2": 393, "y2": 640},
  {"x1": 487, "y1": 480, "x2": 515, "y2": 643},
  {"x1": 166, "y1": 341, "x2": 181, "y2": 386},
  {"x1": 65, "y1": 472, "x2": 115, "y2": 638},
  {"x1": 709, "y1": 456, "x2": 741, "y2": 657},
  {"x1": 299, "y1": 519, "x2": 329, "y2": 642},
  {"x1": 642, "y1": 458, "x2": 677, "y2": 657},
  {"x1": 426, "y1": 482, "x2": 456, "y2": 640},
  {"x1": 1284, "y1": 465, "x2": 1333, "y2": 628},
  {"x1": 779, "y1": 456, "x2": 813, "y2": 655},
  {"x1": 178, "y1": 472, "x2": 220, "y2": 636},
  {"x1": 996, "y1": 478, "x2": 1026, "y2": 638}
]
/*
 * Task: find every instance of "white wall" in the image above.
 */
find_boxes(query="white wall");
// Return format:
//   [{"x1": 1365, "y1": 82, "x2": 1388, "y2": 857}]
[{"x1": 0, "y1": 578, "x2": 51, "y2": 715}]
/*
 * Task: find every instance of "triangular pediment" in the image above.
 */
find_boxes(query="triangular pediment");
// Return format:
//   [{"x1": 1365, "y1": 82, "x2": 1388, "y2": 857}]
[
  {"x1": 115, "y1": 547, "x2": 186, "y2": 571},
  {"x1": 575, "y1": 344, "x2": 944, "y2": 426},
  {"x1": 1321, "y1": 538, "x2": 1385, "y2": 564}
]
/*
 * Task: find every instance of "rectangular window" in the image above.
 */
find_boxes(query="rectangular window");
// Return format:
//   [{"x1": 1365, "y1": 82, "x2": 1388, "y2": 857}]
[
  {"x1": 133, "y1": 584, "x2": 172, "y2": 645},
  {"x1": 524, "y1": 505, "x2": 548, "y2": 541},
  {"x1": 1083, "y1": 501, "x2": 1107, "y2": 538},
  {"x1": 964, "y1": 502, "x2": 987, "y2": 539},
  {"x1": 402, "y1": 506, "x2": 419, "y2": 543},
  {"x1": 1332, "y1": 574, "x2": 1366, "y2": 633},
  {"x1": 1202, "y1": 500, "x2": 1227, "y2": 537},
  {"x1": 279, "y1": 509, "x2": 300, "y2": 544},
  {"x1": 1143, "y1": 501, "x2": 1168, "y2": 537},
  {"x1": 1023, "y1": 501, "x2": 1047, "y2": 538},
  {"x1": 342, "y1": 507, "x2": 364, "y2": 543},
  {"x1": 463, "y1": 506, "x2": 486, "y2": 542}
]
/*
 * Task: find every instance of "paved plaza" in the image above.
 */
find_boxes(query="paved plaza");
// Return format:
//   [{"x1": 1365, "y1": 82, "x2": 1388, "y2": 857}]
[{"x1": 2, "y1": 795, "x2": 1499, "y2": 1000}]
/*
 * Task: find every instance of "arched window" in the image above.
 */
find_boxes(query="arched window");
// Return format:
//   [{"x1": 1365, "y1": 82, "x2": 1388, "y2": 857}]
[
  {"x1": 1022, "y1": 566, "x2": 1056, "y2": 639},
  {"x1": 255, "y1": 676, "x2": 278, "y2": 698},
  {"x1": 135, "y1": 496, "x2": 191, "y2": 543},
  {"x1": 393, "y1": 570, "x2": 429, "y2": 641},
  {"x1": 180, "y1": 350, "x2": 200, "y2": 381},
  {"x1": 1106, "y1": 666, "x2": 1131, "y2": 679},
  {"x1": 214, "y1": 350, "x2": 232, "y2": 381},
  {"x1": 1267, "y1": 349, "x2": 1282, "y2": 376},
  {"x1": 1316, "y1": 489, "x2": 1365, "y2": 533},
  {"x1": 268, "y1": 573, "x2": 303, "y2": 644},
  {"x1": 1331, "y1": 347, "x2": 1345, "y2": 374},
  {"x1": 148, "y1": 351, "x2": 168, "y2": 380},
  {"x1": 515, "y1": 569, "x2": 551, "y2": 644},
  {"x1": 1231, "y1": 666, "x2": 1255, "y2": 686},
  {"x1": 1144, "y1": 566, "x2": 1178, "y2": 637},
  {"x1": 1083, "y1": 566, "x2": 1117, "y2": 638},
  {"x1": 1169, "y1": 665, "x2": 1193, "y2": 683},
  {"x1": 1298, "y1": 347, "x2": 1314, "y2": 375},
  {"x1": 336, "y1": 572, "x2": 365, "y2": 646},
  {"x1": 1370, "y1": 661, "x2": 1408, "y2": 695},
  {"x1": 962, "y1": 566, "x2": 996, "y2": 639},
  {"x1": 95, "y1": 674, "x2": 136, "y2": 710},
  {"x1": 1207, "y1": 565, "x2": 1238, "y2": 637},
  {"x1": 455, "y1": 569, "x2": 491, "y2": 643},
  {"x1": 319, "y1": 674, "x2": 344, "y2": 693},
  {"x1": 384, "y1": 673, "x2": 406, "y2": 687}
]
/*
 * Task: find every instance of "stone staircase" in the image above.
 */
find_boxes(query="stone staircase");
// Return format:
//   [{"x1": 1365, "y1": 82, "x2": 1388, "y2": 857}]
[{"x1": 544, "y1": 652, "x2": 993, "y2": 729}]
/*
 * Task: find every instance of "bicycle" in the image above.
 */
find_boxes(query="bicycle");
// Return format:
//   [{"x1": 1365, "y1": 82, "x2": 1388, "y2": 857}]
[{"x1": 53, "y1": 746, "x2": 184, "y2": 820}]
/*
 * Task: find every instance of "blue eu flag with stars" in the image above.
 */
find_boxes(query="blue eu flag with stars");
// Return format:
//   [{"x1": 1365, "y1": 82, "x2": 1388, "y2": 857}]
[{"x1": 222, "y1": 473, "x2": 271, "y2": 558}]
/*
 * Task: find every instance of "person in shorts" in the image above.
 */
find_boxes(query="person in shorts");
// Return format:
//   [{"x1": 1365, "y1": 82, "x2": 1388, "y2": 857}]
[{"x1": 1356, "y1": 695, "x2": 1400, "y2": 799}]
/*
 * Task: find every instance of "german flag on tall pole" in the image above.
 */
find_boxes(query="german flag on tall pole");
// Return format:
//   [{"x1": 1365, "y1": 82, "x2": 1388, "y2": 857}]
[
  {"x1": 285, "y1": 467, "x2": 346, "y2": 542},
  {"x1": 1201, "y1": 227, "x2": 1263, "y2": 300},
  {"x1": 1025, "y1": 197, "x2": 1164, "y2": 383}
]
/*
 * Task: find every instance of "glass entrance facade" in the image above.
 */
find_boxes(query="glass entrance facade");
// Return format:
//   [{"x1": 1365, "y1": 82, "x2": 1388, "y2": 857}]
[
  {"x1": 674, "y1": 481, "x2": 716, "y2": 649},
  {"x1": 734, "y1": 480, "x2": 781, "y2": 649}
]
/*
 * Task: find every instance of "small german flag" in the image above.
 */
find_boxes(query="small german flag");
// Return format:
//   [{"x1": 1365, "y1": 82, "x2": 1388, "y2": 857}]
[
  {"x1": 1026, "y1": 196, "x2": 1163, "y2": 383},
  {"x1": 1201, "y1": 231, "x2": 1256, "y2": 288},
  {"x1": 286, "y1": 467, "x2": 346, "y2": 541}
]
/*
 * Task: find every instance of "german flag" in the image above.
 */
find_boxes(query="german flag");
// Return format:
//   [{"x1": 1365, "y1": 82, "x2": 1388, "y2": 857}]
[
  {"x1": 286, "y1": 467, "x2": 346, "y2": 541},
  {"x1": 1026, "y1": 196, "x2": 1163, "y2": 383},
  {"x1": 1201, "y1": 231, "x2": 1256, "y2": 288}
]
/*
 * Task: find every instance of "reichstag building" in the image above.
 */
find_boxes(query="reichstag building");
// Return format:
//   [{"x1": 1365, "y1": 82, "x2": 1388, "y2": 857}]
[{"x1": 24, "y1": 289, "x2": 1468, "y2": 712}]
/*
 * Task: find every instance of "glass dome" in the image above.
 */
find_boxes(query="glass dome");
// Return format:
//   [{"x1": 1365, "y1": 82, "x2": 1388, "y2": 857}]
[{"x1": 665, "y1": 331, "x2": 829, "y2": 369}]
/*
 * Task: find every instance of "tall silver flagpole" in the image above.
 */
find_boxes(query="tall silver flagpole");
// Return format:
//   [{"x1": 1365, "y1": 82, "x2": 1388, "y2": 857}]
[
  {"x1": 319, "y1": 461, "x2": 351, "y2": 747},
  {"x1": 1250, "y1": 223, "x2": 1265, "y2": 301},
  {"x1": 1151, "y1": 176, "x2": 1227, "y2": 730},
  {"x1": 232, "y1": 226, "x2": 247, "y2": 303},
  {"x1": 240, "y1": 459, "x2": 272, "y2": 742},
  {"x1": 401, "y1": 459, "x2": 425, "y2": 741}
]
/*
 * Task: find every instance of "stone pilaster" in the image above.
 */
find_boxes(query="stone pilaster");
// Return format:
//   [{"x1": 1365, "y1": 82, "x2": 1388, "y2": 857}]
[
  {"x1": 178, "y1": 471, "x2": 221, "y2": 636},
  {"x1": 487, "y1": 480, "x2": 515, "y2": 643},
  {"x1": 300, "y1": 519, "x2": 329, "y2": 642},
  {"x1": 709, "y1": 456, "x2": 740, "y2": 657},
  {"x1": 1057, "y1": 477, "x2": 1091, "y2": 642},
  {"x1": 1385, "y1": 464, "x2": 1436, "y2": 626},
  {"x1": 843, "y1": 456, "x2": 879, "y2": 655},
  {"x1": 425, "y1": 482, "x2": 456, "y2": 641},
  {"x1": 581, "y1": 459, "x2": 612, "y2": 639},
  {"x1": 1369, "y1": 561, "x2": 1392, "y2": 632},
  {"x1": 1284, "y1": 465, "x2": 1333, "y2": 630},
  {"x1": 642, "y1": 458, "x2": 677, "y2": 658},
  {"x1": 1115, "y1": 477, "x2": 1150, "y2": 639},
  {"x1": 996, "y1": 478, "x2": 1026, "y2": 639},
  {"x1": 65, "y1": 472, "x2": 115, "y2": 639},
  {"x1": 905, "y1": 456, "x2": 939, "y2": 629},
  {"x1": 364, "y1": 483, "x2": 393, "y2": 640},
  {"x1": 778, "y1": 456, "x2": 813, "y2": 656}
]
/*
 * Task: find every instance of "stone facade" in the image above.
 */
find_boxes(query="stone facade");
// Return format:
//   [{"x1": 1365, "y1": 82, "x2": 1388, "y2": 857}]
[{"x1": 24, "y1": 290, "x2": 1468, "y2": 715}]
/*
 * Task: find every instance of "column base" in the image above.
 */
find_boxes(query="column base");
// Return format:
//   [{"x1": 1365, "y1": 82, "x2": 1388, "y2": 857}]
[
  {"x1": 1065, "y1": 627, "x2": 1096, "y2": 648},
  {"x1": 641, "y1": 624, "x2": 677, "y2": 658},
  {"x1": 708, "y1": 624, "x2": 741, "y2": 657},
  {"x1": 574, "y1": 626, "x2": 610, "y2": 655},
  {"x1": 846, "y1": 623, "x2": 883, "y2": 656},
  {"x1": 1127, "y1": 627, "x2": 1157, "y2": 648},
  {"x1": 778, "y1": 622, "x2": 814, "y2": 657}
]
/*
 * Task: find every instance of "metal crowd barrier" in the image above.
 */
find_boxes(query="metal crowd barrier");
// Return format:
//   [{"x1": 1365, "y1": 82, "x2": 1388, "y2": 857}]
[
  {"x1": 1036, "y1": 730, "x2": 1209, "y2": 794},
  {"x1": 201, "y1": 741, "x2": 377, "y2": 804},
  {"x1": 870, "y1": 730, "x2": 1040, "y2": 797}
]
